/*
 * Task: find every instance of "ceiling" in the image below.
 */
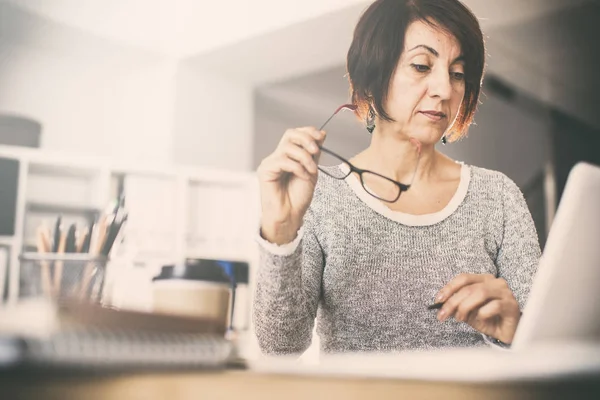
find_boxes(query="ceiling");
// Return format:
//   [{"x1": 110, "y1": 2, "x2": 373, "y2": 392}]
[
  {"x1": 1, "y1": 0, "x2": 597, "y2": 128},
  {"x1": 1, "y1": 0, "x2": 591, "y2": 63},
  {"x1": 0, "y1": 0, "x2": 368, "y2": 57}
]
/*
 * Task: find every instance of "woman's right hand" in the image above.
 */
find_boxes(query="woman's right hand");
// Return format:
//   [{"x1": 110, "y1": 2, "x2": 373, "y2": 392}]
[{"x1": 257, "y1": 127, "x2": 326, "y2": 245}]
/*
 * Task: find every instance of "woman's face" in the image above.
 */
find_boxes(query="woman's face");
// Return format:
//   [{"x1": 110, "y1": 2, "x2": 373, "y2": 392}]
[{"x1": 383, "y1": 20, "x2": 466, "y2": 145}]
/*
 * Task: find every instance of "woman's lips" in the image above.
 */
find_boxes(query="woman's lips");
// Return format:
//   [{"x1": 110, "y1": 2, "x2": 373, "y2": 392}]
[{"x1": 419, "y1": 111, "x2": 446, "y2": 121}]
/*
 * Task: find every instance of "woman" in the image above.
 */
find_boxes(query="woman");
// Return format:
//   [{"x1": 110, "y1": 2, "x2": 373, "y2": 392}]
[{"x1": 254, "y1": 0, "x2": 541, "y2": 354}]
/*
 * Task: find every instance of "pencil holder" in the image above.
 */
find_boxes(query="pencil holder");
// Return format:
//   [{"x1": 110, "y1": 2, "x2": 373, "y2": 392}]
[{"x1": 18, "y1": 253, "x2": 108, "y2": 303}]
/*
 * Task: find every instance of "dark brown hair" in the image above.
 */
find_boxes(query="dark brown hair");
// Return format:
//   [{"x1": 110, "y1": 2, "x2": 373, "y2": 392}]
[{"x1": 347, "y1": 0, "x2": 485, "y2": 140}]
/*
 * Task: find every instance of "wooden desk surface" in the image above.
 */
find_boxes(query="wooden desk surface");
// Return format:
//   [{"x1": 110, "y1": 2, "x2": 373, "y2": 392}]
[{"x1": 1, "y1": 368, "x2": 599, "y2": 400}]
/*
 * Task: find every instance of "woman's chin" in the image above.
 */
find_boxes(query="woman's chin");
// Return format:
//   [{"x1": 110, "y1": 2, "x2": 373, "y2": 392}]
[
  {"x1": 408, "y1": 131, "x2": 446, "y2": 146},
  {"x1": 385, "y1": 123, "x2": 447, "y2": 146}
]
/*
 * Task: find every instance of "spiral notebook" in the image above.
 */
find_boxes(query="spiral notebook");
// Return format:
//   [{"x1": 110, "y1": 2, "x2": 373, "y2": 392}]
[{"x1": 0, "y1": 300, "x2": 235, "y2": 369}]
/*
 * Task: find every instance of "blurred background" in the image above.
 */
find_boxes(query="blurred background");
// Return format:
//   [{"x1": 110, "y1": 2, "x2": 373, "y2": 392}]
[{"x1": 0, "y1": 0, "x2": 599, "y2": 344}]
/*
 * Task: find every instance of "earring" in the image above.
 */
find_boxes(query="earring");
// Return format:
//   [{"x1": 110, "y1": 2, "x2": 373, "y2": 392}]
[
  {"x1": 441, "y1": 135, "x2": 447, "y2": 145},
  {"x1": 366, "y1": 106, "x2": 376, "y2": 134}
]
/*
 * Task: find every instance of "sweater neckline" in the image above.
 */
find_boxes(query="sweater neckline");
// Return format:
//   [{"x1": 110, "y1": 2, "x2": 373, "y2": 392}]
[{"x1": 341, "y1": 163, "x2": 471, "y2": 226}]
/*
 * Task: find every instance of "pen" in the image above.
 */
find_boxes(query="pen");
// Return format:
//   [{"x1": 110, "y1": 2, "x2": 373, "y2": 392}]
[
  {"x1": 52, "y1": 216, "x2": 62, "y2": 253},
  {"x1": 101, "y1": 210, "x2": 127, "y2": 256},
  {"x1": 427, "y1": 302, "x2": 444, "y2": 310},
  {"x1": 49, "y1": 216, "x2": 62, "y2": 296},
  {"x1": 107, "y1": 213, "x2": 127, "y2": 258},
  {"x1": 65, "y1": 224, "x2": 77, "y2": 253},
  {"x1": 81, "y1": 224, "x2": 93, "y2": 253},
  {"x1": 79, "y1": 214, "x2": 108, "y2": 298}
]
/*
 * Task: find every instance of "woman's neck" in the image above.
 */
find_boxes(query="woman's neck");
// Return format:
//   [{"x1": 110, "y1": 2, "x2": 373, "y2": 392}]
[{"x1": 352, "y1": 130, "x2": 440, "y2": 184}]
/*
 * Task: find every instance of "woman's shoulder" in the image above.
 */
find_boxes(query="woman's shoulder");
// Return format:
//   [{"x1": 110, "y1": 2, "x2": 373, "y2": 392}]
[
  {"x1": 313, "y1": 166, "x2": 350, "y2": 195},
  {"x1": 469, "y1": 165, "x2": 515, "y2": 190},
  {"x1": 307, "y1": 166, "x2": 356, "y2": 214},
  {"x1": 467, "y1": 164, "x2": 520, "y2": 194}
]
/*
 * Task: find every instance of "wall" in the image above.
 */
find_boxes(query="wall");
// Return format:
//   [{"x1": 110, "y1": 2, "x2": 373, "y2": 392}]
[
  {"x1": 171, "y1": 62, "x2": 254, "y2": 170},
  {"x1": 0, "y1": 40, "x2": 257, "y2": 171},
  {"x1": 0, "y1": 40, "x2": 177, "y2": 164},
  {"x1": 439, "y1": 82, "x2": 551, "y2": 189}
]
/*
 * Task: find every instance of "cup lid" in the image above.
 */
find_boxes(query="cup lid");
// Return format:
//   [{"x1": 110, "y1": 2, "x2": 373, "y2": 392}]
[
  {"x1": 216, "y1": 260, "x2": 249, "y2": 284},
  {"x1": 152, "y1": 259, "x2": 231, "y2": 284}
]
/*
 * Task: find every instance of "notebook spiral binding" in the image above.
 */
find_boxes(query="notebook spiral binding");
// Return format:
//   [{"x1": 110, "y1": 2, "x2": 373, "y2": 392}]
[{"x1": 22, "y1": 329, "x2": 234, "y2": 369}]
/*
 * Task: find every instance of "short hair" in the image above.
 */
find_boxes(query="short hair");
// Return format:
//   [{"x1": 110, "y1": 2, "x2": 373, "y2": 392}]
[{"x1": 347, "y1": 0, "x2": 485, "y2": 140}]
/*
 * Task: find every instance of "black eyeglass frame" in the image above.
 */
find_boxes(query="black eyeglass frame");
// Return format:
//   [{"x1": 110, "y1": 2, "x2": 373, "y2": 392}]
[{"x1": 316, "y1": 104, "x2": 422, "y2": 204}]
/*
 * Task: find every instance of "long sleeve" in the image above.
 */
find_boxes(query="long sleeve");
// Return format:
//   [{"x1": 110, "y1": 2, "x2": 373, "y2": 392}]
[
  {"x1": 495, "y1": 174, "x2": 542, "y2": 310},
  {"x1": 253, "y1": 208, "x2": 324, "y2": 355}
]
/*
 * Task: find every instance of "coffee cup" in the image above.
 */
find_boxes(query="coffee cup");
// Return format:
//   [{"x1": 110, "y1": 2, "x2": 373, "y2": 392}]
[{"x1": 152, "y1": 260, "x2": 232, "y2": 330}]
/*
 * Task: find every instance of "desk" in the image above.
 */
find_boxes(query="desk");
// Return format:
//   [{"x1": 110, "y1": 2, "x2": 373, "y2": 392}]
[{"x1": 1, "y1": 369, "x2": 599, "y2": 399}]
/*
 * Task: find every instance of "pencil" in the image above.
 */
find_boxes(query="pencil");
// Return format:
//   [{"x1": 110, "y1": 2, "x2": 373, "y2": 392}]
[
  {"x1": 95, "y1": 215, "x2": 110, "y2": 255},
  {"x1": 53, "y1": 230, "x2": 67, "y2": 297},
  {"x1": 35, "y1": 226, "x2": 52, "y2": 297},
  {"x1": 76, "y1": 225, "x2": 89, "y2": 253},
  {"x1": 39, "y1": 224, "x2": 52, "y2": 253}
]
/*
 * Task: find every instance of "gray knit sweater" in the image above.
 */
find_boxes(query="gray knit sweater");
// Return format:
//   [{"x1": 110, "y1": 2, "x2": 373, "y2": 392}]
[{"x1": 253, "y1": 164, "x2": 541, "y2": 355}]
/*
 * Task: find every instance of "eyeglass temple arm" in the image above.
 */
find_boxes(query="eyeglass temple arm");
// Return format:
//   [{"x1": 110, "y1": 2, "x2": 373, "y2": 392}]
[
  {"x1": 317, "y1": 146, "x2": 355, "y2": 168},
  {"x1": 318, "y1": 104, "x2": 358, "y2": 131}
]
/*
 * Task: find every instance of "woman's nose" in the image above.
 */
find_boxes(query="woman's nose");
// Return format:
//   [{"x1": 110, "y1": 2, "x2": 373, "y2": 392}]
[{"x1": 428, "y1": 70, "x2": 453, "y2": 99}]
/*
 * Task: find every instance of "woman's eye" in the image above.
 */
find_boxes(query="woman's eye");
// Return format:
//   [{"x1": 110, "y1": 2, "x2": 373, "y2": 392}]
[
  {"x1": 411, "y1": 64, "x2": 430, "y2": 73},
  {"x1": 451, "y1": 72, "x2": 465, "y2": 81}
]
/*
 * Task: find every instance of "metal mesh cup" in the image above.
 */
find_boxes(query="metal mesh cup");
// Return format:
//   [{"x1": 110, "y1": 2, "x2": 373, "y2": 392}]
[{"x1": 18, "y1": 253, "x2": 108, "y2": 303}]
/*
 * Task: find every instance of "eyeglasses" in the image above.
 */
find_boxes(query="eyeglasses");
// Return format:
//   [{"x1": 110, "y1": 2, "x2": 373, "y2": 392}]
[{"x1": 317, "y1": 104, "x2": 422, "y2": 203}]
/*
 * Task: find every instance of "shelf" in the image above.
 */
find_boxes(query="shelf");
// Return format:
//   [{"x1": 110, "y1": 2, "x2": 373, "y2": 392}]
[
  {"x1": 26, "y1": 202, "x2": 100, "y2": 217},
  {"x1": 109, "y1": 166, "x2": 179, "y2": 180},
  {"x1": 188, "y1": 173, "x2": 253, "y2": 186},
  {"x1": 28, "y1": 162, "x2": 100, "y2": 179},
  {"x1": 0, "y1": 145, "x2": 259, "y2": 305},
  {"x1": 0, "y1": 237, "x2": 14, "y2": 246},
  {"x1": 21, "y1": 244, "x2": 37, "y2": 253}
]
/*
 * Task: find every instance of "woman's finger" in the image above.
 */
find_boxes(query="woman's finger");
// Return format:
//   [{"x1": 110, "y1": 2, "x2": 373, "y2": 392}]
[
  {"x1": 466, "y1": 299, "x2": 503, "y2": 328},
  {"x1": 452, "y1": 284, "x2": 498, "y2": 323},
  {"x1": 294, "y1": 126, "x2": 326, "y2": 143},
  {"x1": 473, "y1": 299, "x2": 503, "y2": 321},
  {"x1": 438, "y1": 283, "x2": 477, "y2": 322},
  {"x1": 282, "y1": 128, "x2": 325, "y2": 152},
  {"x1": 277, "y1": 156, "x2": 312, "y2": 180},
  {"x1": 282, "y1": 129, "x2": 318, "y2": 154},
  {"x1": 435, "y1": 273, "x2": 495, "y2": 304},
  {"x1": 260, "y1": 152, "x2": 312, "y2": 181},
  {"x1": 279, "y1": 142, "x2": 319, "y2": 174}
]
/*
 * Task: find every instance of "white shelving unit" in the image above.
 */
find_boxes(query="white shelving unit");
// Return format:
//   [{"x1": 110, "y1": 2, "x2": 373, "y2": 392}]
[{"x1": 0, "y1": 145, "x2": 260, "y2": 306}]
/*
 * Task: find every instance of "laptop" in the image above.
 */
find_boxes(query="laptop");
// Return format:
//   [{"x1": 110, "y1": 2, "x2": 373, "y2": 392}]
[{"x1": 511, "y1": 161, "x2": 600, "y2": 350}]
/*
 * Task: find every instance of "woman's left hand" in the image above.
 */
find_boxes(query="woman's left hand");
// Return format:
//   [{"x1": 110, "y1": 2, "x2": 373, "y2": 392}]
[{"x1": 435, "y1": 273, "x2": 521, "y2": 344}]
